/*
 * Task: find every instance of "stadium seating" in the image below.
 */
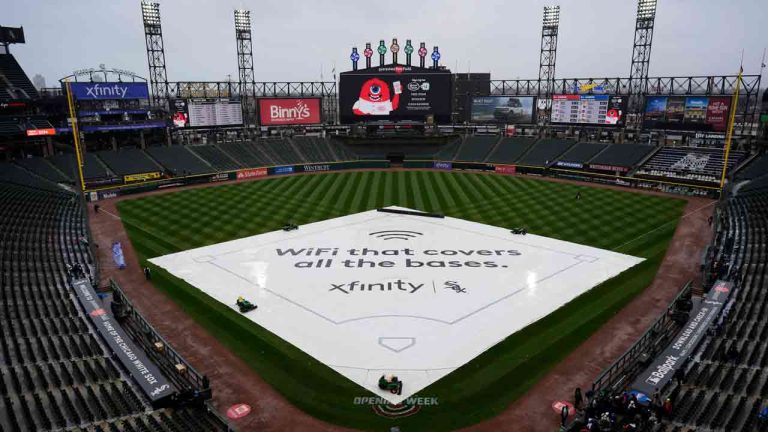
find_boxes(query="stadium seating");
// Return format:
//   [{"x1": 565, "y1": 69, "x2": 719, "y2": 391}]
[
  {"x1": 145, "y1": 146, "x2": 212, "y2": 176},
  {"x1": 433, "y1": 138, "x2": 463, "y2": 161},
  {"x1": 517, "y1": 138, "x2": 575, "y2": 167},
  {"x1": 736, "y1": 153, "x2": 768, "y2": 180},
  {"x1": 14, "y1": 157, "x2": 71, "y2": 184},
  {"x1": 188, "y1": 145, "x2": 242, "y2": 171},
  {"x1": 256, "y1": 138, "x2": 305, "y2": 165},
  {"x1": 96, "y1": 148, "x2": 161, "y2": 177},
  {"x1": 453, "y1": 136, "x2": 500, "y2": 162},
  {"x1": 0, "y1": 53, "x2": 39, "y2": 99},
  {"x1": 0, "y1": 161, "x2": 63, "y2": 191},
  {"x1": 554, "y1": 142, "x2": 608, "y2": 167},
  {"x1": 589, "y1": 143, "x2": 656, "y2": 169},
  {"x1": 485, "y1": 137, "x2": 537, "y2": 164},
  {"x1": 0, "y1": 181, "x2": 229, "y2": 431},
  {"x1": 659, "y1": 178, "x2": 768, "y2": 432},
  {"x1": 218, "y1": 141, "x2": 273, "y2": 168},
  {"x1": 292, "y1": 136, "x2": 336, "y2": 163},
  {"x1": 47, "y1": 153, "x2": 114, "y2": 182},
  {"x1": 328, "y1": 138, "x2": 358, "y2": 161},
  {"x1": 0, "y1": 118, "x2": 25, "y2": 136},
  {"x1": 636, "y1": 146, "x2": 747, "y2": 184}
]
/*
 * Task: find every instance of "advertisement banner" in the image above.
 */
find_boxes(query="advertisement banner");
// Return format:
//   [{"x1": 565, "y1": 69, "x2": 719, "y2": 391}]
[
  {"x1": 124, "y1": 172, "x2": 161, "y2": 183},
  {"x1": 555, "y1": 161, "x2": 584, "y2": 169},
  {"x1": 339, "y1": 65, "x2": 452, "y2": 124},
  {"x1": 258, "y1": 98, "x2": 322, "y2": 126},
  {"x1": 705, "y1": 97, "x2": 731, "y2": 131},
  {"x1": 642, "y1": 96, "x2": 733, "y2": 132},
  {"x1": 589, "y1": 164, "x2": 630, "y2": 173},
  {"x1": 433, "y1": 161, "x2": 453, "y2": 170},
  {"x1": 302, "y1": 164, "x2": 332, "y2": 173},
  {"x1": 236, "y1": 168, "x2": 268, "y2": 180},
  {"x1": 71, "y1": 279, "x2": 176, "y2": 404},
  {"x1": 26, "y1": 128, "x2": 56, "y2": 137},
  {"x1": 494, "y1": 165, "x2": 517, "y2": 175},
  {"x1": 631, "y1": 281, "x2": 732, "y2": 396},
  {"x1": 471, "y1": 96, "x2": 537, "y2": 124},
  {"x1": 209, "y1": 173, "x2": 231, "y2": 183},
  {"x1": 53, "y1": 121, "x2": 168, "y2": 133},
  {"x1": 69, "y1": 82, "x2": 150, "y2": 100},
  {"x1": 272, "y1": 166, "x2": 295, "y2": 175}
]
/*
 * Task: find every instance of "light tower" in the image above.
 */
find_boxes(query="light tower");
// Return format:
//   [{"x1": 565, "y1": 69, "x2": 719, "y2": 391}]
[
  {"x1": 628, "y1": 0, "x2": 658, "y2": 120},
  {"x1": 141, "y1": 1, "x2": 168, "y2": 108},
  {"x1": 234, "y1": 9, "x2": 255, "y2": 126},
  {"x1": 538, "y1": 5, "x2": 560, "y2": 124}
]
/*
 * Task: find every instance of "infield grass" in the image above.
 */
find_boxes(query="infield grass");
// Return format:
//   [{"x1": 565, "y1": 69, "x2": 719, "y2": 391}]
[{"x1": 118, "y1": 171, "x2": 686, "y2": 430}]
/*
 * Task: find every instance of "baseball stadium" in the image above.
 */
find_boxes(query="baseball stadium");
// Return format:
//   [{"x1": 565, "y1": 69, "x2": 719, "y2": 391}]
[{"x1": 1, "y1": 1, "x2": 767, "y2": 431}]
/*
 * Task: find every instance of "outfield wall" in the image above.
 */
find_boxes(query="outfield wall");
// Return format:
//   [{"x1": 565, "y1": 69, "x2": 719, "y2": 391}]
[{"x1": 86, "y1": 159, "x2": 720, "y2": 202}]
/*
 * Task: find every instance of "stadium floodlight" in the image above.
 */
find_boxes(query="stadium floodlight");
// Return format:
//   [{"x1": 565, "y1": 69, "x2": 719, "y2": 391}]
[
  {"x1": 636, "y1": 0, "x2": 657, "y2": 19},
  {"x1": 542, "y1": 5, "x2": 560, "y2": 28},
  {"x1": 234, "y1": 9, "x2": 251, "y2": 31},
  {"x1": 141, "y1": 1, "x2": 161, "y2": 26}
]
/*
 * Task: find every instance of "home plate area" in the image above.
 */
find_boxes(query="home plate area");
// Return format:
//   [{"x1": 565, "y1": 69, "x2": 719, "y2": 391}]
[{"x1": 150, "y1": 207, "x2": 643, "y2": 404}]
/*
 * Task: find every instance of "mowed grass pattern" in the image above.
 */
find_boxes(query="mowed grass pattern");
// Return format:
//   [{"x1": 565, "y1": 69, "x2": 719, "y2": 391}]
[{"x1": 118, "y1": 171, "x2": 686, "y2": 430}]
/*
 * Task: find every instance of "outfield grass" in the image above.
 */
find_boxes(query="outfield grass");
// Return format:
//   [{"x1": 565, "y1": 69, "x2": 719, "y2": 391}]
[{"x1": 118, "y1": 171, "x2": 686, "y2": 430}]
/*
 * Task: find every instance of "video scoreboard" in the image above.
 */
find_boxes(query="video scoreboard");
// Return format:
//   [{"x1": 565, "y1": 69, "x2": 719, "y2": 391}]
[{"x1": 551, "y1": 94, "x2": 626, "y2": 126}]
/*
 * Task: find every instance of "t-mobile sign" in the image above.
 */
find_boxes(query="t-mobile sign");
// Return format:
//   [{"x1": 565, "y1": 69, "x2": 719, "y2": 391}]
[{"x1": 258, "y1": 98, "x2": 322, "y2": 126}]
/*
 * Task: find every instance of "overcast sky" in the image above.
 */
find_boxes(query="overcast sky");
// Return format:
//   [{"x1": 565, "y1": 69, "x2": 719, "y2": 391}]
[{"x1": 5, "y1": 0, "x2": 767, "y2": 86}]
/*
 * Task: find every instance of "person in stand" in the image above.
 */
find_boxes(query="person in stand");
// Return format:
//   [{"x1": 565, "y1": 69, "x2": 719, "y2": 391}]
[
  {"x1": 663, "y1": 398, "x2": 673, "y2": 418},
  {"x1": 560, "y1": 405, "x2": 569, "y2": 427},
  {"x1": 673, "y1": 366, "x2": 686, "y2": 385},
  {"x1": 574, "y1": 387, "x2": 583, "y2": 410}
]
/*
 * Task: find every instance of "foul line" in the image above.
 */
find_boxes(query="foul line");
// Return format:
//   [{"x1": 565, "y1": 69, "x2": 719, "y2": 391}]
[
  {"x1": 99, "y1": 208, "x2": 122, "y2": 221},
  {"x1": 613, "y1": 200, "x2": 717, "y2": 252}
]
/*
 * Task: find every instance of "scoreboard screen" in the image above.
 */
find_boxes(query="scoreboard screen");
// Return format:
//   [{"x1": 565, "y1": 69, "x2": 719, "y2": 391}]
[
  {"x1": 551, "y1": 94, "x2": 627, "y2": 126},
  {"x1": 339, "y1": 65, "x2": 452, "y2": 124},
  {"x1": 185, "y1": 98, "x2": 243, "y2": 128}
]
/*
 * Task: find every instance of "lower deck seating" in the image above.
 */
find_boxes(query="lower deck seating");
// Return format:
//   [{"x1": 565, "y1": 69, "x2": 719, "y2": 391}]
[
  {"x1": 454, "y1": 136, "x2": 499, "y2": 161},
  {"x1": 636, "y1": 146, "x2": 747, "y2": 184},
  {"x1": 145, "y1": 146, "x2": 212, "y2": 176},
  {"x1": 96, "y1": 148, "x2": 160, "y2": 177},
  {"x1": 485, "y1": 137, "x2": 537, "y2": 164},
  {"x1": 554, "y1": 142, "x2": 608, "y2": 167},
  {"x1": 188, "y1": 145, "x2": 242, "y2": 171},
  {"x1": 588, "y1": 143, "x2": 655, "y2": 170},
  {"x1": 517, "y1": 138, "x2": 575, "y2": 167}
]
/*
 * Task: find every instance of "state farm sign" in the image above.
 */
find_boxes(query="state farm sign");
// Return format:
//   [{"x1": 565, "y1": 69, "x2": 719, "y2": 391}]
[{"x1": 259, "y1": 98, "x2": 322, "y2": 126}]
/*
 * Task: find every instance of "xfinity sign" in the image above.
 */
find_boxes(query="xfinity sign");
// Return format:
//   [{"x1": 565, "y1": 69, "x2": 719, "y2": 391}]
[{"x1": 69, "y1": 82, "x2": 150, "y2": 100}]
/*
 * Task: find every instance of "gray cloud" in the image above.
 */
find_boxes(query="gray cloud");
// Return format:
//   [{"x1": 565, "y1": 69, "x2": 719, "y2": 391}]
[{"x1": 5, "y1": 0, "x2": 767, "y2": 86}]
